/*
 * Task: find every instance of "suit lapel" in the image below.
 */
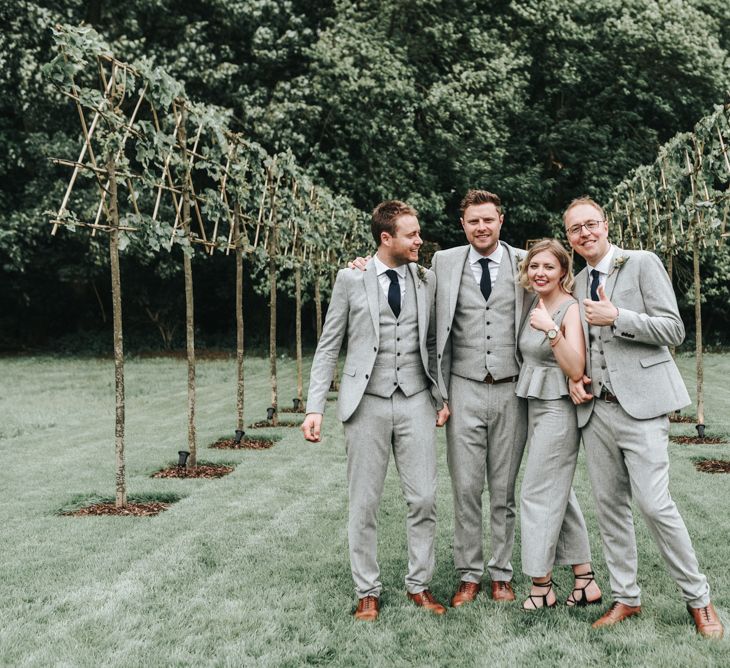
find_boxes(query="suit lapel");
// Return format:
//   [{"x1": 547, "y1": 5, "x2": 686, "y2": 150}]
[
  {"x1": 504, "y1": 243, "x2": 524, "y2": 336},
  {"x1": 364, "y1": 258, "x2": 380, "y2": 339},
  {"x1": 408, "y1": 263, "x2": 427, "y2": 347},
  {"x1": 574, "y1": 267, "x2": 590, "y2": 351},
  {"x1": 449, "y1": 246, "x2": 470, "y2": 323},
  {"x1": 604, "y1": 248, "x2": 626, "y2": 300}
]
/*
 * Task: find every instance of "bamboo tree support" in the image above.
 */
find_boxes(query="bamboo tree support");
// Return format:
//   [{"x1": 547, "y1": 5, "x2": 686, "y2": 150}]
[
  {"x1": 295, "y1": 263, "x2": 303, "y2": 408},
  {"x1": 314, "y1": 265, "x2": 323, "y2": 341},
  {"x1": 107, "y1": 156, "x2": 127, "y2": 508},
  {"x1": 692, "y1": 224, "x2": 705, "y2": 434},
  {"x1": 178, "y1": 109, "x2": 197, "y2": 466},
  {"x1": 269, "y1": 219, "x2": 279, "y2": 426},
  {"x1": 234, "y1": 202, "x2": 245, "y2": 438}
]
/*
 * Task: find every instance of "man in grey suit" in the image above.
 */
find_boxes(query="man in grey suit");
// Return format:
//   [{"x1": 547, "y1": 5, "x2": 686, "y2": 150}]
[
  {"x1": 431, "y1": 189, "x2": 529, "y2": 605},
  {"x1": 564, "y1": 196, "x2": 723, "y2": 638},
  {"x1": 301, "y1": 200, "x2": 450, "y2": 622}
]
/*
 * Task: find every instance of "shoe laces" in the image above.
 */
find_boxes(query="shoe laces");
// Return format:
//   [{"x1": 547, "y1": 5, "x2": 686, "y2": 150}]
[
  {"x1": 421, "y1": 590, "x2": 436, "y2": 604},
  {"x1": 699, "y1": 606, "x2": 711, "y2": 622},
  {"x1": 459, "y1": 581, "x2": 478, "y2": 593},
  {"x1": 362, "y1": 597, "x2": 376, "y2": 610}
]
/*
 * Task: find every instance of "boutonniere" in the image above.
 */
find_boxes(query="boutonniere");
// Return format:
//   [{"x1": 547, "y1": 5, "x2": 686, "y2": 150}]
[
  {"x1": 416, "y1": 265, "x2": 428, "y2": 287},
  {"x1": 613, "y1": 255, "x2": 628, "y2": 270}
]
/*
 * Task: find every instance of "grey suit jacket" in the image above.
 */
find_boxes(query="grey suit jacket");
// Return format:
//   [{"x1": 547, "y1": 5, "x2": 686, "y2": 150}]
[
  {"x1": 431, "y1": 241, "x2": 528, "y2": 400},
  {"x1": 574, "y1": 247, "x2": 691, "y2": 426},
  {"x1": 305, "y1": 258, "x2": 442, "y2": 422}
]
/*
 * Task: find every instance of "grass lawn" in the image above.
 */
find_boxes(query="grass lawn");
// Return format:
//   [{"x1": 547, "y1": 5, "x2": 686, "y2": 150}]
[{"x1": 0, "y1": 352, "x2": 728, "y2": 666}]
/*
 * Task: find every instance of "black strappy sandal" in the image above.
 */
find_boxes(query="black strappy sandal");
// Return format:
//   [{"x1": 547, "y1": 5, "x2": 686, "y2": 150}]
[
  {"x1": 566, "y1": 570, "x2": 602, "y2": 607},
  {"x1": 523, "y1": 579, "x2": 557, "y2": 610}
]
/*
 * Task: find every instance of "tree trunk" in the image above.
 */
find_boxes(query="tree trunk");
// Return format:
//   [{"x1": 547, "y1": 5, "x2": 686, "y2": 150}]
[
  {"x1": 179, "y1": 114, "x2": 197, "y2": 466},
  {"x1": 692, "y1": 232, "x2": 704, "y2": 427},
  {"x1": 107, "y1": 157, "x2": 126, "y2": 508},
  {"x1": 314, "y1": 271, "x2": 323, "y2": 341},
  {"x1": 295, "y1": 264, "x2": 303, "y2": 407},
  {"x1": 269, "y1": 248, "x2": 278, "y2": 426},
  {"x1": 665, "y1": 219, "x2": 675, "y2": 358},
  {"x1": 235, "y1": 204, "x2": 245, "y2": 433}
]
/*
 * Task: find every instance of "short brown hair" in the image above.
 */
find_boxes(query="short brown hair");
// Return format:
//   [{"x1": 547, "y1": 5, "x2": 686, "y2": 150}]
[
  {"x1": 459, "y1": 190, "x2": 502, "y2": 216},
  {"x1": 518, "y1": 238, "x2": 575, "y2": 293},
  {"x1": 371, "y1": 200, "x2": 417, "y2": 245},
  {"x1": 562, "y1": 196, "x2": 605, "y2": 224}
]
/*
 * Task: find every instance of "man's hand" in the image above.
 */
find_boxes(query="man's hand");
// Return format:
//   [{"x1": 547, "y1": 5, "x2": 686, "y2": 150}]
[
  {"x1": 436, "y1": 402, "x2": 450, "y2": 427},
  {"x1": 583, "y1": 284, "x2": 619, "y2": 326},
  {"x1": 530, "y1": 298, "x2": 557, "y2": 333},
  {"x1": 569, "y1": 375, "x2": 593, "y2": 405},
  {"x1": 348, "y1": 255, "x2": 371, "y2": 271},
  {"x1": 301, "y1": 412, "x2": 323, "y2": 442}
]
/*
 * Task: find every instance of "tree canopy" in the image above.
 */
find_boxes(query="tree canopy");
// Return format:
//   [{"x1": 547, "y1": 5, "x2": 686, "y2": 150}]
[{"x1": 2, "y1": 0, "x2": 729, "y2": 350}]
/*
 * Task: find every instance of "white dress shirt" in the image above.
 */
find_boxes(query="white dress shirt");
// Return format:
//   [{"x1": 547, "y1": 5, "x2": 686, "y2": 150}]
[
  {"x1": 586, "y1": 244, "x2": 617, "y2": 291},
  {"x1": 374, "y1": 253, "x2": 407, "y2": 301},
  {"x1": 468, "y1": 242, "x2": 503, "y2": 286}
]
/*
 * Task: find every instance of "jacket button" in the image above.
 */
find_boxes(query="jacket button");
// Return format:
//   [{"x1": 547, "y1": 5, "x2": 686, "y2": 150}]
[
  {"x1": 487, "y1": 336, "x2": 491, "y2": 340},
  {"x1": 487, "y1": 351, "x2": 491, "y2": 355},
  {"x1": 438, "y1": 354, "x2": 441, "y2": 359},
  {"x1": 446, "y1": 326, "x2": 450, "y2": 331},
  {"x1": 393, "y1": 382, "x2": 397, "y2": 386},
  {"x1": 397, "y1": 352, "x2": 401, "y2": 356},
  {"x1": 365, "y1": 374, "x2": 369, "y2": 379},
  {"x1": 373, "y1": 347, "x2": 377, "y2": 352}
]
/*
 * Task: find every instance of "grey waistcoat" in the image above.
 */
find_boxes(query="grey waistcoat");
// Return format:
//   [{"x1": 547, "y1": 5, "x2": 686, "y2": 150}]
[
  {"x1": 588, "y1": 324, "x2": 614, "y2": 394},
  {"x1": 450, "y1": 256, "x2": 520, "y2": 381},
  {"x1": 365, "y1": 271, "x2": 429, "y2": 398}
]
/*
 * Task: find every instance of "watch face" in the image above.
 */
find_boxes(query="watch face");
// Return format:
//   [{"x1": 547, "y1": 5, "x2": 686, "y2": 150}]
[{"x1": 547, "y1": 328, "x2": 557, "y2": 339}]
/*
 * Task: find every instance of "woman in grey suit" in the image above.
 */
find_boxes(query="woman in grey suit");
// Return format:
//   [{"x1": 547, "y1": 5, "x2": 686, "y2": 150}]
[{"x1": 516, "y1": 239, "x2": 602, "y2": 609}]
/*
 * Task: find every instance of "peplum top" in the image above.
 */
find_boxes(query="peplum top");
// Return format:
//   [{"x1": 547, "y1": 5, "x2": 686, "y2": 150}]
[{"x1": 516, "y1": 297, "x2": 577, "y2": 400}]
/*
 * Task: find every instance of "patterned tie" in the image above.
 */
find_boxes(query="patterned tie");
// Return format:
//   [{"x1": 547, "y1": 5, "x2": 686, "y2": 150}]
[
  {"x1": 385, "y1": 269, "x2": 401, "y2": 318},
  {"x1": 478, "y1": 258, "x2": 492, "y2": 302},
  {"x1": 590, "y1": 269, "x2": 600, "y2": 301}
]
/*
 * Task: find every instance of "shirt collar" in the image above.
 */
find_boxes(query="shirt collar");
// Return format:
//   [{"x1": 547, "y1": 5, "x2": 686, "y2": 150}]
[
  {"x1": 469, "y1": 242, "x2": 503, "y2": 266},
  {"x1": 374, "y1": 253, "x2": 407, "y2": 278},
  {"x1": 587, "y1": 244, "x2": 616, "y2": 275}
]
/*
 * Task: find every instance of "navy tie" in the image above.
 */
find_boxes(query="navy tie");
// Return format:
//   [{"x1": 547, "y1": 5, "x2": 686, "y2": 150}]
[
  {"x1": 385, "y1": 269, "x2": 401, "y2": 318},
  {"x1": 590, "y1": 269, "x2": 600, "y2": 301},
  {"x1": 478, "y1": 258, "x2": 492, "y2": 302}
]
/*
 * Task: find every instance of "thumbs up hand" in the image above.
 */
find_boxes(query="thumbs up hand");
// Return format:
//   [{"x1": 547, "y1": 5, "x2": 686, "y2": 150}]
[
  {"x1": 583, "y1": 284, "x2": 619, "y2": 326},
  {"x1": 530, "y1": 298, "x2": 557, "y2": 333}
]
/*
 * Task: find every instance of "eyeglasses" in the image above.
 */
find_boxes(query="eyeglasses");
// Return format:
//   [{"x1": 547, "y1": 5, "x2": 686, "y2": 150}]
[{"x1": 566, "y1": 219, "x2": 604, "y2": 237}]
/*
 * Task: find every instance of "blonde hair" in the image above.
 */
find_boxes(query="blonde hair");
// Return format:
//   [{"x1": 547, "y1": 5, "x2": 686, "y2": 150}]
[
  {"x1": 562, "y1": 196, "x2": 605, "y2": 224},
  {"x1": 518, "y1": 239, "x2": 575, "y2": 293}
]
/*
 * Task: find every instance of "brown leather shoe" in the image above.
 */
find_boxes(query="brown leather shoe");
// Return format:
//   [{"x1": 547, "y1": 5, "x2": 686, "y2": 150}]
[
  {"x1": 490, "y1": 580, "x2": 515, "y2": 602},
  {"x1": 354, "y1": 595, "x2": 379, "y2": 621},
  {"x1": 408, "y1": 589, "x2": 447, "y2": 615},
  {"x1": 688, "y1": 603, "x2": 724, "y2": 639},
  {"x1": 591, "y1": 601, "x2": 641, "y2": 628},
  {"x1": 451, "y1": 580, "x2": 480, "y2": 607}
]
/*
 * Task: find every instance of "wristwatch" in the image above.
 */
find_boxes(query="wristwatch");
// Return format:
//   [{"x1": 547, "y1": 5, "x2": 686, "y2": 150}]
[{"x1": 546, "y1": 327, "x2": 559, "y2": 342}]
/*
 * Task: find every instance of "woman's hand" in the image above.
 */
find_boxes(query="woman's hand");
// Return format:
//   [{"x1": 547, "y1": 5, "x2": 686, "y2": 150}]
[{"x1": 529, "y1": 298, "x2": 557, "y2": 334}]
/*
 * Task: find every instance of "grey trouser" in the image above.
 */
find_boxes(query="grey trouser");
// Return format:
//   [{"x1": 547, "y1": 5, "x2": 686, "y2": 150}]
[
  {"x1": 582, "y1": 399, "x2": 710, "y2": 607},
  {"x1": 446, "y1": 374, "x2": 527, "y2": 582},
  {"x1": 343, "y1": 389, "x2": 438, "y2": 598},
  {"x1": 520, "y1": 397, "x2": 591, "y2": 577}
]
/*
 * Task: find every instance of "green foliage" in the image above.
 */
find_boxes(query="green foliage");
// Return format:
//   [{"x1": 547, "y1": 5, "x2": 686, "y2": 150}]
[{"x1": 2, "y1": 1, "x2": 730, "y2": 349}]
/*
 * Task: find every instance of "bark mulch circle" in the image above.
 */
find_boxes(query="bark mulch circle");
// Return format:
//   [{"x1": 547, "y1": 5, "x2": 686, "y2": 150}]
[
  {"x1": 669, "y1": 414, "x2": 696, "y2": 424},
  {"x1": 63, "y1": 502, "x2": 170, "y2": 517},
  {"x1": 694, "y1": 459, "x2": 730, "y2": 474},
  {"x1": 210, "y1": 437, "x2": 275, "y2": 450},
  {"x1": 152, "y1": 464, "x2": 234, "y2": 478},
  {"x1": 670, "y1": 436, "x2": 727, "y2": 445},
  {"x1": 248, "y1": 420, "x2": 299, "y2": 429}
]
